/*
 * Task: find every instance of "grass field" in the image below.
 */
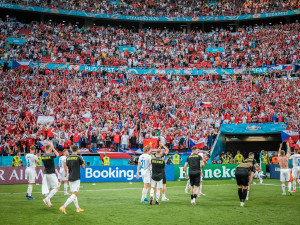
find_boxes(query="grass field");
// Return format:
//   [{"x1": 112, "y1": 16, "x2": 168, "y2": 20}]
[{"x1": 0, "y1": 179, "x2": 299, "y2": 225}]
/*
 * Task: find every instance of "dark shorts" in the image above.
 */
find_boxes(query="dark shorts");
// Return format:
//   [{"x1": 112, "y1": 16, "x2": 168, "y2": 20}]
[
  {"x1": 163, "y1": 171, "x2": 166, "y2": 184},
  {"x1": 235, "y1": 167, "x2": 250, "y2": 186},
  {"x1": 189, "y1": 173, "x2": 201, "y2": 187}
]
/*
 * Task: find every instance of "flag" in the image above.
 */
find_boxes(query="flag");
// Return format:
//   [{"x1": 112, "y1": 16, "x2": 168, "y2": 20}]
[
  {"x1": 281, "y1": 130, "x2": 299, "y2": 142},
  {"x1": 247, "y1": 104, "x2": 251, "y2": 112},
  {"x1": 200, "y1": 102, "x2": 211, "y2": 107},
  {"x1": 143, "y1": 138, "x2": 158, "y2": 148},
  {"x1": 12, "y1": 61, "x2": 29, "y2": 69},
  {"x1": 189, "y1": 138, "x2": 205, "y2": 149},
  {"x1": 295, "y1": 140, "x2": 300, "y2": 149},
  {"x1": 78, "y1": 148, "x2": 90, "y2": 153},
  {"x1": 181, "y1": 86, "x2": 190, "y2": 93},
  {"x1": 38, "y1": 141, "x2": 49, "y2": 150}
]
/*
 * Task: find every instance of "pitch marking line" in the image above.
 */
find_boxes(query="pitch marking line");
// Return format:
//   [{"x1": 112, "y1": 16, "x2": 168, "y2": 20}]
[{"x1": 0, "y1": 183, "x2": 280, "y2": 195}]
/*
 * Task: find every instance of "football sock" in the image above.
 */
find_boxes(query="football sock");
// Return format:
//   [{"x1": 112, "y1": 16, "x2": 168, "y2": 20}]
[
  {"x1": 73, "y1": 196, "x2": 80, "y2": 209},
  {"x1": 64, "y1": 194, "x2": 76, "y2": 208},
  {"x1": 242, "y1": 189, "x2": 247, "y2": 202},
  {"x1": 27, "y1": 185, "x2": 32, "y2": 197},
  {"x1": 238, "y1": 188, "x2": 242, "y2": 201},
  {"x1": 150, "y1": 189, "x2": 154, "y2": 199},
  {"x1": 246, "y1": 191, "x2": 249, "y2": 198},
  {"x1": 191, "y1": 195, "x2": 194, "y2": 200},
  {"x1": 46, "y1": 189, "x2": 58, "y2": 200},
  {"x1": 162, "y1": 194, "x2": 166, "y2": 199},
  {"x1": 193, "y1": 194, "x2": 197, "y2": 199},
  {"x1": 64, "y1": 183, "x2": 68, "y2": 193},
  {"x1": 282, "y1": 184, "x2": 286, "y2": 193},
  {"x1": 199, "y1": 184, "x2": 203, "y2": 194},
  {"x1": 293, "y1": 181, "x2": 296, "y2": 190},
  {"x1": 156, "y1": 190, "x2": 160, "y2": 202},
  {"x1": 288, "y1": 182, "x2": 291, "y2": 191}
]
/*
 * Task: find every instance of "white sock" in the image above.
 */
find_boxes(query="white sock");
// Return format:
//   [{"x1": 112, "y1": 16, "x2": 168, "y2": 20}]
[
  {"x1": 288, "y1": 182, "x2": 291, "y2": 191},
  {"x1": 247, "y1": 191, "x2": 249, "y2": 198},
  {"x1": 64, "y1": 183, "x2": 68, "y2": 193},
  {"x1": 73, "y1": 196, "x2": 80, "y2": 209},
  {"x1": 162, "y1": 194, "x2": 166, "y2": 199},
  {"x1": 186, "y1": 180, "x2": 190, "y2": 189},
  {"x1": 150, "y1": 188, "x2": 154, "y2": 199},
  {"x1": 282, "y1": 184, "x2": 286, "y2": 193},
  {"x1": 64, "y1": 194, "x2": 76, "y2": 208},
  {"x1": 156, "y1": 190, "x2": 160, "y2": 202},
  {"x1": 27, "y1": 185, "x2": 33, "y2": 196},
  {"x1": 199, "y1": 184, "x2": 203, "y2": 194},
  {"x1": 293, "y1": 181, "x2": 297, "y2": 190},
  {"x1": 46, "y1": 189, "x2": 58, "y2": 200},
  {"x1": 141, "y1": 188, "x2": 148, "y2": 201}
]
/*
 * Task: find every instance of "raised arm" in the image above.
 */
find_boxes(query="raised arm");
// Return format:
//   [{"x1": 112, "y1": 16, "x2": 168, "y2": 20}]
[
  {"x1": 286, "y1": 141, "x2": 290, "y2": 158},
  {"x1": 278, "y1": 143, "x2": 282, "y2": 156}
]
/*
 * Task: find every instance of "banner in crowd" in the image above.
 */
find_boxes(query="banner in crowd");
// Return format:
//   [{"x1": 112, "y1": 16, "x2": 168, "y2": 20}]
[
  {"x1": 28, "y1": 62, "x2": 296, "y2": 75},
  {"x1": 174, "y1": 164, "x2": 266, "y2": 180},
  {"x1": 37, "y1": 116, "x2": 55, "y2": 124},
  {"x1": 6, "y1": 38, "x2": 27, "y2": 45},
  {"x1": 270, "y1": 164, "x2": 292, "y2": 179},
  {"x1": 0, "y1": 3, "x2": 299, "y2": 22},
  {"x1": 80, "y1": 165, "x2": 175, "y2": 182},
  {"x1": 220, "y1": 123, "x2": 287, "y2": 134},
  {"x1": 206, "y1": 47, "x2": 224, "y2": 53},
  {"x1": 118, "y1": 46, "x2": 135, "y2": 52}
]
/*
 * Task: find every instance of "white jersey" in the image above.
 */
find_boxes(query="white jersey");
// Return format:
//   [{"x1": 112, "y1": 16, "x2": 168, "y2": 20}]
[
  {"x1": 25, "y1": 154, "x2": 38, "y2": 168},
  {"x1": 59, "y1": 156, "x2": 67, "y2": 169},
  {"x1": 138, "y1": 154, "x2": 152, "y2": 174},
  {"x1": 290, "y1": 153, "x2": 300, "y2": 168}
]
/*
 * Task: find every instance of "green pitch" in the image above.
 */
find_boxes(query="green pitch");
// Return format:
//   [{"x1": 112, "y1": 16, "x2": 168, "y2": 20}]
[{"x1": 0, "y1": 179, "x2": 299, "y2": 225}]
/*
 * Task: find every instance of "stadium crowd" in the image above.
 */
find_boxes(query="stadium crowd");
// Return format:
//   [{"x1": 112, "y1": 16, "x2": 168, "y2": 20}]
[
  {"x1": 1, "y1": 19, "x2": 300, "y2": 69},
  {"x1": 3, "y1": 0, "x2": 300, "y2": 17},
  {"x1": 0, "y1": 64, "x2": 299, "y2": 155}
]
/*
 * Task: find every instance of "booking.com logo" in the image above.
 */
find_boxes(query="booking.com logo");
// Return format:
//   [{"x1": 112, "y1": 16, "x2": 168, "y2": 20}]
[{"x1": 85, "y1": 167, "x2": 135, "y2": 180}]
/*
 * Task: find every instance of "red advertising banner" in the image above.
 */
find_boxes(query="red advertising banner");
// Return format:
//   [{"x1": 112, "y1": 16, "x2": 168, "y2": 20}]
[{"x1": 0, "y1": 166, "x2": 60, "y2": 185}]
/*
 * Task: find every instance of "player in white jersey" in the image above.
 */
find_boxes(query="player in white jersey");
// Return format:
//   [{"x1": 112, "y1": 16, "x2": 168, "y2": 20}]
[
  {"x1": 136, "y1": 145, "x2": 152, "y2": 203},
  {"x1": 25, "y1": 146, "x2": 40, "y2": 200},
  {"x1": 59, "y1": 150, "x2": 70, "y2": 195},
  {"x1": 289, "y1": 147, "x2": 300, "y2": 192}
]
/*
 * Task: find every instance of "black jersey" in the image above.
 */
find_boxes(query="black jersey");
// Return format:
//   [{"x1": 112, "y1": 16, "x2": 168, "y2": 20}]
[
  {"x1": 42, "y1": 154, "x2": 57, "y2": 174},
  {"x1": 66, "y1": 154, "x2": 84, "y2": 182},
  {"x1": 186, "y1": 154, "x2": 203, "y2": 175},
  {"x1": 244, "y1": 158, "x2": 257, "y2": 172},
  {"x1": 151, "y1": 157, "x2": 165, "y2": 181}
]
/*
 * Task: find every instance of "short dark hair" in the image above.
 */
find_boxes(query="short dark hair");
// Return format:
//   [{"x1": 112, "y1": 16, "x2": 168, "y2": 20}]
[
  {"x1": 249, "y1": 152, "x2": 254, "y2": 157},
  {"x1": 72, "y1": 145, "x2": 79, "y2": 152}
]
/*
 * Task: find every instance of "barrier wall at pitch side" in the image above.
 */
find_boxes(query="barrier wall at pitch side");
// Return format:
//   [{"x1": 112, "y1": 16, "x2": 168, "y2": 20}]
[{"x1": 0, "y1": 164, "x2": 266, "y2": 184}]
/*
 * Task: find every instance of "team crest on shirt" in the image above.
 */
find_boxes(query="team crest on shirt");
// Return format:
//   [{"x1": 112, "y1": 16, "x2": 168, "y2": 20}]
[{"x1": 246, "y1": 125, "x2": 261, "y2": 131}]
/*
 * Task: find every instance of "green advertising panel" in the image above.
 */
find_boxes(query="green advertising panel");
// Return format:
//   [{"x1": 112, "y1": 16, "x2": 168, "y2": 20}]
[{"x1": 175, "y1": 164, "x2": 266, "y2": 180}]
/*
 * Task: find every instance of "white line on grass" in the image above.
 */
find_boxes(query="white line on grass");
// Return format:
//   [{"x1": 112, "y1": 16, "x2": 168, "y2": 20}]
[{"x1": 0, "y1": 183, "x2": 280, "y2": 195}]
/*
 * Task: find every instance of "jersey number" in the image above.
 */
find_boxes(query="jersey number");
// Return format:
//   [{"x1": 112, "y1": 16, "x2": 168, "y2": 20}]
[
  {"x1": 141, "y1": 160, "x2": 145, "y2": 169},
  {"x1": 298, "y1": 159, "x2": 300, "y2": 166},
  {"x1": 27, "y1": 158, "x2": 30, "y2": 167}
]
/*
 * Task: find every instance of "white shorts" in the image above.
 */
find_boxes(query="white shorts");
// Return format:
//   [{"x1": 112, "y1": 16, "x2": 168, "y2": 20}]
[
  {"x1": 280, "y1": 169, "x2": 291, "y2": 182},
  {"x1": 44, "y1": 174, "x2": 60, "y2": 189},
  {"x1": 141, "y1": 171, "x2": 151, "y2": 184},
  {"x1": 292, "y1": 167, "x2": 300, "y2": 179},
  {"x1": 69, "y1": 180, "x2": 80, "y2": 192},
  {"x1": 25, "y1": 167, "x2": 36, "y2": 184},
  {"x1": 59, "y1": 169, "x2": 68, "y2": 181},
  {"x1": 151, "y1": 179, "x2": 163, "y2": 189}
]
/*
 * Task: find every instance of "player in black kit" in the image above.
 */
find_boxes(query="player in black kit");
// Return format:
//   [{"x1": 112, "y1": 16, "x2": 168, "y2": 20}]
[
  {"x1": 60, "y1": 145, "x2": 85, "y2": 214},
  {"x1": 244, "y1": 152, "x2": 262, "y2": 200},
  {"x1": 42, "y1": 141, "x2": 60, "y2": 207},
  {"x1": 184, "y1": 146, "x2": 203, "y2": 205},
  {"x1": 150, "y1": 149, "x2": 165, "y2": 205},
  {"x1": 235, "y1": 152, "x2": 261, "y2": 207}
]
